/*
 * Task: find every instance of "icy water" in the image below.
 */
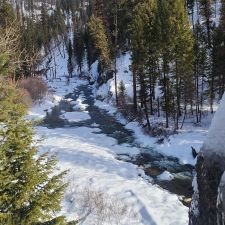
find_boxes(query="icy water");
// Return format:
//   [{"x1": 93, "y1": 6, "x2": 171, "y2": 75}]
[{"x1": 42, "y1": 84, "x2": 194, "y2": 205}]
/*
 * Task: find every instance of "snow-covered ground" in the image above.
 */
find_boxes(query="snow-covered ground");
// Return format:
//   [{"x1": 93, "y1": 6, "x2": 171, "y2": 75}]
[
  {"x1": 37, "y1": 123, "x2": 189, "y2": 224},
  {"x1": 27, "y1": 46, "x2": 192, "y2": 224}
]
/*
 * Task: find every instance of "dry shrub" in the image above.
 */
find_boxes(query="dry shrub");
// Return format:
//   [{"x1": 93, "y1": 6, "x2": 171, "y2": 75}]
[
  {"x1": 64, "y1": 182, "x2": 138, "y2": 225},
  {"x1": 17, "y1": 77, "x2": 48, "y2": 103},
  {"x1": 16, "y1": 88, "x2": 33, "y2": 108}
]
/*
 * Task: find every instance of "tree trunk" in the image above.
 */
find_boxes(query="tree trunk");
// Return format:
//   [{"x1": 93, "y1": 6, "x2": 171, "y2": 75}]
[
  {"x1": 144, "y1": 101, "x2": 151, "y2": 131},
  {"x1": 132, "y1": 67, "x2": 137, "y2": 111},
  {"x1": 114, "y1": 0, "x2": 118, "y2": 106},
  {"x1": 210, "y1": 73, "x2": 214, "y2": 114},
  {"x1": 163, "y1": 58, "x2": 169, "y2": 128}
]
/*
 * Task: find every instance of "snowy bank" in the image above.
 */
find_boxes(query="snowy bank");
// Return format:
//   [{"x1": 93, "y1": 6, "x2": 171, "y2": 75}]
[{"x1": 202, "y1": 94, "x2": 225, "y2": 159}]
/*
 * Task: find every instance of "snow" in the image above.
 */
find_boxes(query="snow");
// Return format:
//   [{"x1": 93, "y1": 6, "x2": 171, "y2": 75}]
[
  {"x1": 203, "y1": 93, "x2": 225, "y2": 158},
  {"x1": 157, "y1": 171, "x2": 174, "y2": 181},
  {"x1": 90, "y1": 52, "x2": 134, "y2": 101},
  {"x1": 156, "y1": 130, "x2": 207, "y2": 165},
  {"x1": 71, "y1": 96, "x2": 88, "y2": 111},
  {"x1": 89, "y1": 60, "x2": 98, "y2": 82},
  {"x1": 110, "y1": 52, "x2": 134, "y2": 99},
  {"x1": 27, "y1": 97, "x2": 61, "y2": 120},
  {"x1": 94, "y1": 99, "x2": 117, "y2": 115},
  {"x1": 37, "y1": 126, "x2": 189, "y2": 225},
  {"x1": 60, "y1": 111, "x2": 90, "y2": 122}
]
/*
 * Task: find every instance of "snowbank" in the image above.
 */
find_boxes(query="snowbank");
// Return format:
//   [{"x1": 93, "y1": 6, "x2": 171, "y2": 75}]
[
  {"x1": 157, "y1": 171, "x2": 174, "y2": 181},
  {"x1": 110, "y1": 52, "x2": 134, "y2": 98},
  {"x1": 203, "y1": 94, "x2": 225, "y2": 158},
  {"x1": 60, "y1": 111, "x2": 90, "y2": 122}
]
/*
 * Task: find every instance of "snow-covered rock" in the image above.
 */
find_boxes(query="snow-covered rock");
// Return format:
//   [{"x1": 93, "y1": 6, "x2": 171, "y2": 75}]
[
  {"x1": 60, "y1": 112, "x2": 90, "y2": 122},
  {"x1": 157, "y1": 171, "x2": 174, "y2": 181}
]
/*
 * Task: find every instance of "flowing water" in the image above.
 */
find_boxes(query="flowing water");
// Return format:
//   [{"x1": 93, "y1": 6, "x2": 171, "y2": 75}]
[{"x1": 42, "y1": 84, "x2": 194, "y2": 206}]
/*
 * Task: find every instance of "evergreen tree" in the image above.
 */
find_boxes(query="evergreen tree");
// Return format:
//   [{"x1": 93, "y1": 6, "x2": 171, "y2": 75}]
[
  {"x1": 186, "y1": 0, "x2": 195, "y2": 28},
  {"x1": 130, "y1": 0, "x2": 194, "y2": 130},
  {"x1": 193, "y1": 22, "x2": 208, "y2": 122},
  {"x1": 157, "y1": 0, "x2": 175, "y2": 128},
  {"x1": 211, "y1": 0, "x2": 225, "y2": 99},
  {"x1": 87, "y1": 16, "x2": 110, "y2": 75},
  {"x1": 73, "y1": 32, "x2": 85, "y2": 75},
  {"x1": 83, "y1": 29, "x2": 97, "y2": 71},
  {"x1": 171, "y1": 0, "x2": 195, "y2": 129},
  {"x1": 199, "y1": 0, "x2": 215, "y2": 113},
  {"x1": 40, "y1": 2, "x2": 50, "y2": 51},
  {"x1": 199, "y1": 0, "x2": 214, "y2": 48},
  {"x1": 0, "y1": 83, "x2": 67, "y2": 225},
  {"x1": 67, "y1": 39, "x2": 74, "y2": 78},
  {"x1": 118, "y1": 80, "x2": 126, "y2": 106},
  {"x1": 130, "y1": 0, "x2": 158, "y2": 129}
]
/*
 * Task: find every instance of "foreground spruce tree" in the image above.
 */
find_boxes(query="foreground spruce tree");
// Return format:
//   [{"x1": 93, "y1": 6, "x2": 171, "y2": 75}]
[{"x1": 0, "y1": 83, "x2": 67, "y2": 225}]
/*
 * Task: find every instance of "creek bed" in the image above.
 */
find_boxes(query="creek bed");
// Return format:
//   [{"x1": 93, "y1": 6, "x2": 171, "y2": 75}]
[{"x1": 42, "y1": 84, "x2": 194, "y2": 206}]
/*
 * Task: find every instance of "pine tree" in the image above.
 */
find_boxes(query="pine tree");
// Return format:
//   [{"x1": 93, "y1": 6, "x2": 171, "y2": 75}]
[
  {"x1": 40, "y1": 2, "x2": 50, "y2": 51},
  {"x1": 83, "y1": 29, "x2": 97, "y2": 71},
  {"x1": 118, "y1": 80, "x2": 126, "y2": 106},
  {"x1": 0, "y1": 83, "x2": 67, "y2": 225},
  {"x1": 73, "y1": 32, "x2": 85, "y2": 75},
  {"x1": 130, "y1": 0, "x2": 194, "y2": 130},
  {"x1": 171, "y1": 0, "x2": 195, "y2": 129},
  {"x1": 87, "y1": 16, "x2": 111, "y2": 75},
  {"x1": 67, "y1": 39, "x2": 74, "y2": 78},
  {"x1": 211, "y1": 0, "x2": 225, "y2": 99},
  {"x1": 130, "y1": 0, "x2": 158, "y2": 130},
  {"x1": 199, "y1": 0, "x2": 215, "y2": 113},
  {"x1": 199, "y1": 0, "x2": 214, "y2": 48},
  {"x1": 186, "y1": 0, "x2": 195, "y2": 28},
  {"x1": 157, "y1": 0, "x2": 175, "y2": 128},
  {"x1": 130, "y1": 1, "x2": 146, "y2": 112}
]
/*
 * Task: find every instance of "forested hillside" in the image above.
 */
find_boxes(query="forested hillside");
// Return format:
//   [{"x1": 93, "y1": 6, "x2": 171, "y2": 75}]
[
  {"x1": 84, "y1": 0, "x2": 225, "y2": 132},
  {"x1": 7, "y1": 0, "x2": 225, "y2": 134},
  {"x1": 12, "y1": 0, "x2": 223, "y2": 133},
  {"x1": 0, "y1": 0, "x2": 225, "y2": 224}
]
